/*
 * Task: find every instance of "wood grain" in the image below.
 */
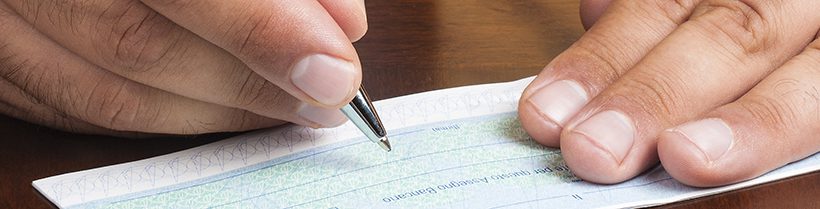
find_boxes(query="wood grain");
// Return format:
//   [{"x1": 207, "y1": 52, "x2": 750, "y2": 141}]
[{"x1": 0, "y1": 0, "x2": 817, "y2": 208}]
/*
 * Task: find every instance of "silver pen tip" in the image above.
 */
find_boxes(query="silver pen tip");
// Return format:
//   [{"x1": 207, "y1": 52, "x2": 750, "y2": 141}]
[{"x1": 377, "y1": 137, "x2": 392, "y2": 152}]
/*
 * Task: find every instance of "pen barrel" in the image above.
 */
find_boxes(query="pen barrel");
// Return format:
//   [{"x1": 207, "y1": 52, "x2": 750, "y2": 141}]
[{"x1": 341, "y1": 87, "x2": 387, "y2": 144}]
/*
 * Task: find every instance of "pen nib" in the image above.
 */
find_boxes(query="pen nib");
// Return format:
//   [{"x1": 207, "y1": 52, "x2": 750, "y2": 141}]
[{"x1": 377, "y1": 137, "x2": 392, "y2": 152}]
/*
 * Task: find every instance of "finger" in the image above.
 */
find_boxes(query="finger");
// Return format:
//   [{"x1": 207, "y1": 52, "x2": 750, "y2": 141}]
[
  {"x1": 580, "y1": 0, "x2": 614, "y2": 29},
  {"x1": 560, "y1": 0, "x2": 820, "y2": 183},
  {"x1": 140, "y1": 0, "x2": 362, "y2": 108},
  {"x1": 0, "y1": 9, "x2": 289, "y2": 134},
  {"x1": 0, "y1": 77, "x2": 154, "y2": 137},
  {"x1": 318, "y1": 0, "x2": 368, "y2": 41},
  {"x1": 659, "y1": 38, "x2": 820, "y2": 186},
  {"x1": 519, "y1": 0, "x2": 702, "y2": 146},
  {"x1": 0, "y1": 77, "x2": 113, "y2": 135},
  {"x1": 2, "y1": 1, "x2": 346, "y2": 128}
]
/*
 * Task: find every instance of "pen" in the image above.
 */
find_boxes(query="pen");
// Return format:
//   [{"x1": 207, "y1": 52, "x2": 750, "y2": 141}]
[{"x1": 340, "y1": 86, "x2": 392, "y2": 152}]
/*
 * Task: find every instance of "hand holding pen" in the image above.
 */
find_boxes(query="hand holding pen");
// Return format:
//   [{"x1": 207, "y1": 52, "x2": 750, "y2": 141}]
[{"x1": 0, "y1": 0, "x2": 369, "y2": 135}]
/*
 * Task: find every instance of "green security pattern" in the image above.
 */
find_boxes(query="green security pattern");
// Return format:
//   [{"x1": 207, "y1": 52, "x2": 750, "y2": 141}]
[{"x1": 89, "y1": 114, "x2": 578, "y2": 209}]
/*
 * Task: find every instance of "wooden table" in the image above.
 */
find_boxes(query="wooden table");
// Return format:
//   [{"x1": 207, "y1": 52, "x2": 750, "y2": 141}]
[{"x1": 1, "y1": 0, "x2": 817, "y2": 208}]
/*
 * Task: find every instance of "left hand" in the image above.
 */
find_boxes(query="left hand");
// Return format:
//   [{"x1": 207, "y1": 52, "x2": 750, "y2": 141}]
[{"x1": 518, "y1": 0, "x2": 820, "y2": 187}]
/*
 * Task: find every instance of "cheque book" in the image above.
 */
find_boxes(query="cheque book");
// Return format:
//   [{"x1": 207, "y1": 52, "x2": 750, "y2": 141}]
[{"x1": 33, "y1": 77, "x2": 820, "y2": 209}]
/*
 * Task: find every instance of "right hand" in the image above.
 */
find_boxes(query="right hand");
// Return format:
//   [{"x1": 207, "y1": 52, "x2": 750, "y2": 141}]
[{"x1": 0, "y1": 0, "x2": 367, "y2": 135}]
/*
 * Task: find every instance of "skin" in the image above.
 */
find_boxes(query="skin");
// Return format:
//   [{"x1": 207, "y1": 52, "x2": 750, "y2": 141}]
[
  {"x1": 0, "y1": 0, "x2": 366, "y2": 136},
  {"x1": 519, "y1": 0, "x2": 820, "y2": 187},
  {"x1": 0, "y1": 0, "x2": 817, "y2": 188}
]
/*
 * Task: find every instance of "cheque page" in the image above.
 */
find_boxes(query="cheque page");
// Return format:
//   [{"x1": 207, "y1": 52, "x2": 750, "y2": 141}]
[
  {"x1": 83, "y1": 113, "x2": 580, "y2": 208},
  {"x1": 33, "y1": 77, "x2": 820, "y2": 209}
]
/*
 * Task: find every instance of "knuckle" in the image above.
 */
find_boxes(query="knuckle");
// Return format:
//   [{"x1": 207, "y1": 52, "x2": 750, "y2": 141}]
[
  {"x1": 575, "y1": 36, "x2": 633, "y2": 73},
  {"x1": 556, "y1": 42, "x2": 630, "y2": 92},
  {"x1": 738, "y1": 85, "x2": 810, "y2": 133},
  {"x1": 771, "y1": 79, "x2": 820, "y2": 124},
  {"x1": 85, "y1": 81, "x2": 166, "y2": 132},
  {"x1": 619, "y1": 69, "x2": 689, "y2": 123},
  {"x1": 604, "y1": 0, "x2": 698, "y2": 33},
  {"x1": 233, "y1": 71, "x2": 272, "y2": 108},
  {"x1": 100, "y1": 3, "x2": 185, "y2": 73},
  {"x1": 13, "y1": 1, "x2": 72, "y2": 27},
  {"x1": 0, "y1": 45, "x2": 78, "y2": 116},
  {"x1": 0, "y1": 43, "x2": 24, "y2": 80},
  {"x1": 739, "y1": 99, "x2": 789, "y2": 134},
  {"x1": 648, "y1": 0, "x2": 700, "y2": 25},
  {"x1": 690, "y1": 0, "x2": 772, "y2": 54},
  {"x1": 230, "y1": 11, "x2": 275, "y2": 59},
  {"x1": 0, "y1": 52, "x2": 56, "y2": 107},
  {"x1": 232, "y1": 71, "x2": 292, "y2": 117}
]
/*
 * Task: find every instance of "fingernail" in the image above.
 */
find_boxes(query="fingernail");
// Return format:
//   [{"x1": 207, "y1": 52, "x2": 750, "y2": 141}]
[
  {"x1": 571, "y1": 110, "x2": 635, "y2": 163},
  {"x1": 527, "y1": 80, "x2": 589, "y2": 126},
  {"x1": 668, "y1": 118, "x2": 733, "y2": 161},
  {"x1": 296, "y1": 104, "x2": 348, "y2": 128},
  {"x1": 291, "y1": 54, "x2": 356, "y2": 106}
]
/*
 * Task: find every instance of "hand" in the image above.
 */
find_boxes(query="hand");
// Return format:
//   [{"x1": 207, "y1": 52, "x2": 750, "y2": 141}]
[
  {"x1": 518, "y1": 0, "x2": 820, "y2": 187},
  {"x1": 0, "y1": 0, "x2": 367, "y2": 135}
]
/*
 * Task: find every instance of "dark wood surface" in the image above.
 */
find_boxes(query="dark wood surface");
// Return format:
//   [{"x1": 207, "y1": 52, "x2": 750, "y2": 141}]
[{"x1": 1, "y1": 0, "x2": 817, "y2": 208}]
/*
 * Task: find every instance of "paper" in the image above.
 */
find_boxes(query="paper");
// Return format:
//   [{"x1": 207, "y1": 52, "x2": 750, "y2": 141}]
[{"x1": 33, "y1": 77, "x2": 820, "y2": 209}]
